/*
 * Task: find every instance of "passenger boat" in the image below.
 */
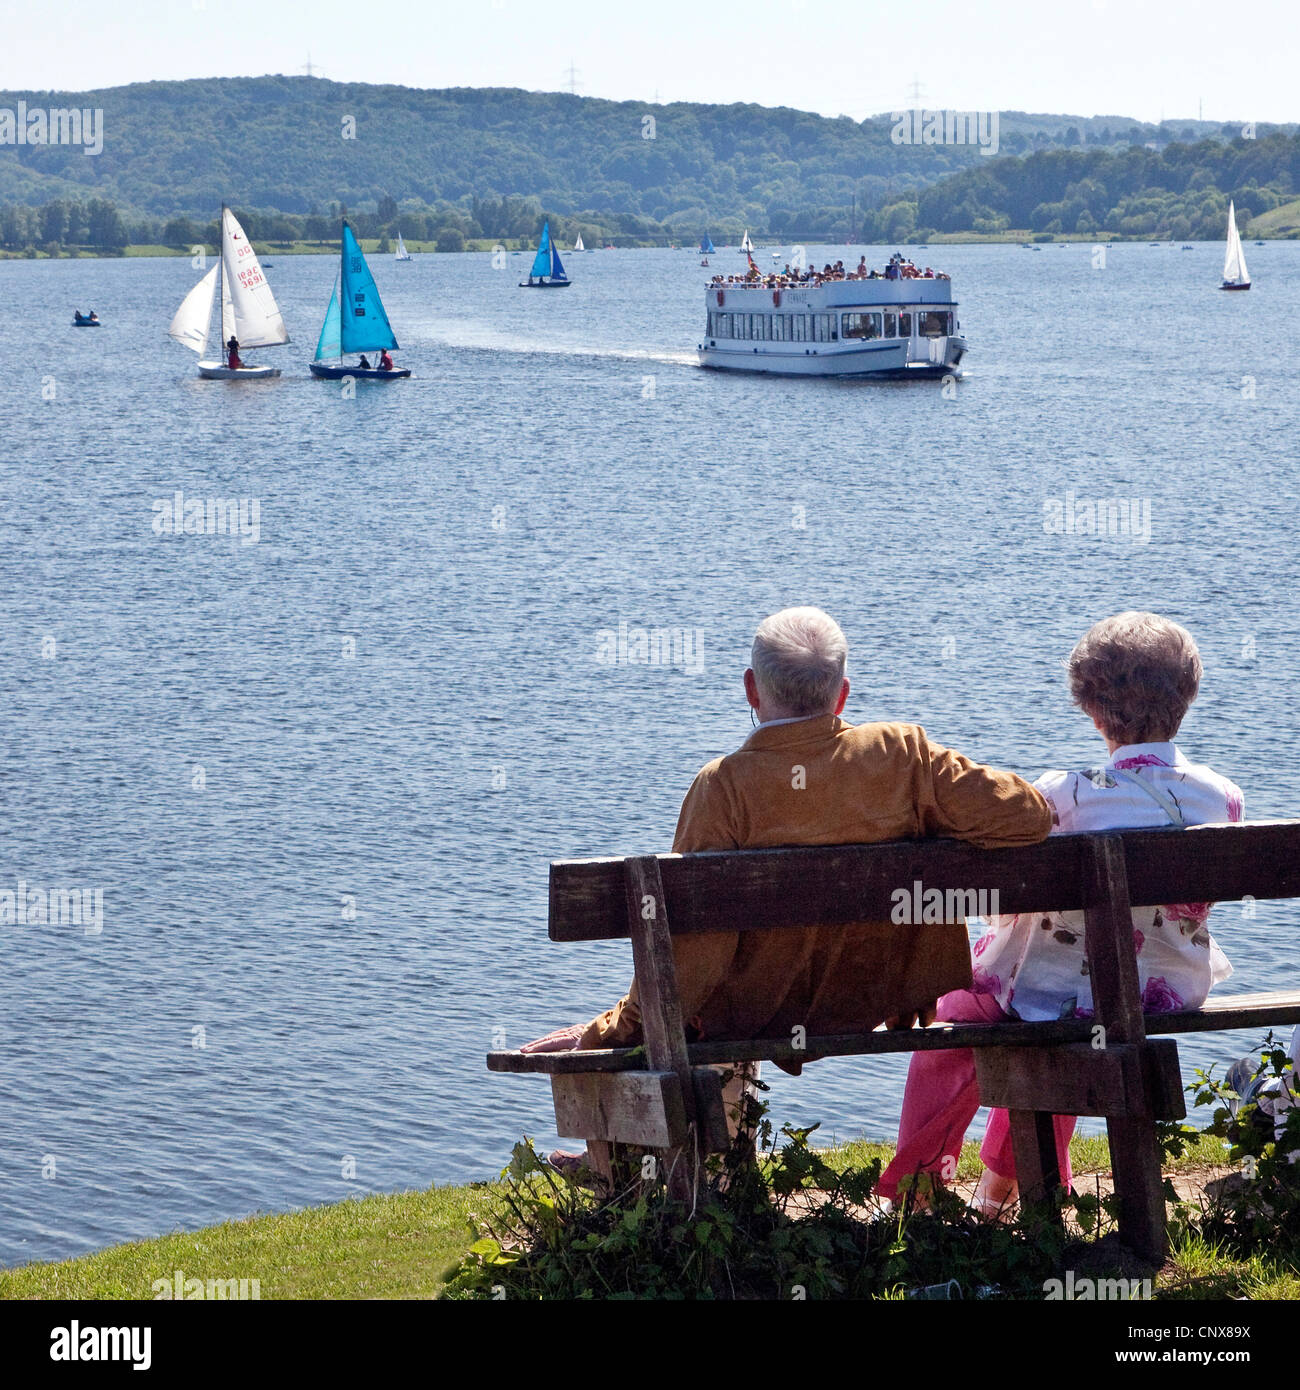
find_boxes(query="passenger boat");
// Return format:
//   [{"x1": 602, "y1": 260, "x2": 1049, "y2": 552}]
[
  {"x1": 698, "y1": 262, "x2": 967, "y2": 379},
  {"x1": 309, "y1": 221, "x2": 410, "y2": 379},
  {"x1": 168, "y1": 206, "x2": 288, "y2": 379},
  {"x1": 1221, "y1": 201, "x2": 1250, "y2": 290},
  {"x1": 520, "y1": 221, "x2": 570, "y2": 287}
]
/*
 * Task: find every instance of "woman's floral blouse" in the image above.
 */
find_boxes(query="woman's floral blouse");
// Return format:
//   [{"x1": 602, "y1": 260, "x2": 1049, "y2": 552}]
[{"x1": 972, "y1": 742, "x2": 1244, "y2": 1021}]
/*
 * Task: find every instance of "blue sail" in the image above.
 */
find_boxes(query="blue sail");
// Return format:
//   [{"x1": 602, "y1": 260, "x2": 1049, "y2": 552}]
[
  {"x1": 701, "y1": 234, "x2": 715, "y2": 253},
  {"x1": 529, "y1": 222, "x2": 553, "y2": 279},
  {"x1": 314, "y1": 275, "x2": 342, "y2": 361},
  {"x1": 340, "y1": 222, "x2": 398, "y2": 353},
  {"x1": 549, "y1": 243, "x2": 567, "y2": 280}
]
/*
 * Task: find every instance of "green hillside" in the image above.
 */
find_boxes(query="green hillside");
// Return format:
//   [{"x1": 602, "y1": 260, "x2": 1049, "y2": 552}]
[{"x1": 0, "y1": 76, "x2": 1279, "y2": 231}]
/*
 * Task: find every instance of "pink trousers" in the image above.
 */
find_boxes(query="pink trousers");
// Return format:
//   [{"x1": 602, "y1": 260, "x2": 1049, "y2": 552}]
[{"x1": 875, "y1": 988, "x2": 1077, "y2": 1201}]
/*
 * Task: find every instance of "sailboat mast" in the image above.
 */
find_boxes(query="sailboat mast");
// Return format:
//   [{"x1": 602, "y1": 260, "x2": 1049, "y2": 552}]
[{"x1": 216, "y1": 204, "x2": 225, "y2": 357}]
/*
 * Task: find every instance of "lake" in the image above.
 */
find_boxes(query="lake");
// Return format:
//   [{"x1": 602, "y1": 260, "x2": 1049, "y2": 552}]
[{"x1": 1, "y1": 240, "x2": 1297, "y2": 1267}]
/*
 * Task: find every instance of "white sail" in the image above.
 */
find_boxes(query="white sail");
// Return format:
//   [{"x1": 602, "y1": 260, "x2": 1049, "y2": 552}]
[
  {"x1": 395, "y1": 232, "x2": 412, "y2": 260},
  {"x1": 574, "y1": 233, "x2": 585, "y2": 252},
  {"x1": 1223, "y1": 201, "x2": 1249, "y2": 285},
  {"x1": 220, "y1": 207, "x2": 289, "y2": 348},
  {"x1": 740, "y1": 229, "x2": 753, "y2": 253},
  {"x1": 168, "y1": 264, "x2": 219, "y2": 355}
]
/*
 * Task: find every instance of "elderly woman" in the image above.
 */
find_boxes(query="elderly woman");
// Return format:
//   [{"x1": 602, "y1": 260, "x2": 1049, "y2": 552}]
[{"x1": 877, "y1": 612, "x2": 1245, "y2": 1215}]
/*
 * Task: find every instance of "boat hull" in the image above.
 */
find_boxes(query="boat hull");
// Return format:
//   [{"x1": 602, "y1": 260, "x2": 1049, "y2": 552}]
[
  {"x1": 309, "y1": 362, "x2": 411, "y2": 379},
  {"x1": 1220, "y1": 281, "x2": 1251, "y2": 291},
  {"x1": 519, "y1": 279, "x2": 571, "y2": 288},
  {"x1": 197, "y1": 362, "x2": 280, "y2": 380},
  {"x1": 72, "y1": 320, "x2": 101, "y2": 327},
  {"x1": 697, "y1": 339, "x2": 967, "y2": 380}
]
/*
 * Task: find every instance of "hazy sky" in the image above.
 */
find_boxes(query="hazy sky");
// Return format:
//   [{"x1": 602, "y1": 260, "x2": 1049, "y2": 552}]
[{"x1": 3, "y1": 0, "x2": 1297, "y2": 124}]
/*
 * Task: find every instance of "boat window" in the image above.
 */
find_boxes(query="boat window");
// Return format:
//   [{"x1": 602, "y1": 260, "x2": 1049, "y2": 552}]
[
  {"x1": 919, "y1": 311, "x2": 951, "y2": 337},
  {"x1": 736, "y1": 314, "x2": 749, "y2": 340},
  {"x1": 884, "y1": 312, "x2": 897, "y2": 338},
  {"x1": 813, "y1": 313, "x2": 837, "y2": 342},
  {"x1": 898, "y1": 312, "x2": 912, "y2": 337},
  {"x1": 841, "y1": 312, "x2": 882, "y2": 340},
  {"x1": 792, "y1": 315, "x2": 807, "y2": 342}
]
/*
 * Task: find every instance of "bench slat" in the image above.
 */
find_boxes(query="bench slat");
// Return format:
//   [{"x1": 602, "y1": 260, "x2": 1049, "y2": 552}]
[
  {"x1": 550, "y1": 821, "x2": 1300, "y2": 942},
  {"x1": 488, "y1": 988, "x2": 1300, "y2": 1076}
]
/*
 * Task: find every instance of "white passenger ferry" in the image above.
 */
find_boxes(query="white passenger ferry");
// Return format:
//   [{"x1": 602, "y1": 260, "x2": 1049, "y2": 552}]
[{"x1": 698, "y1": 263, "x2": 967, "y2": 378}]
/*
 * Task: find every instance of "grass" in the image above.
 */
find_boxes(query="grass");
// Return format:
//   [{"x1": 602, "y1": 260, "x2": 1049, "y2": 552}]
[{"x1": 7, "y1": 1129, "x2": 1293, "y2": 1301}]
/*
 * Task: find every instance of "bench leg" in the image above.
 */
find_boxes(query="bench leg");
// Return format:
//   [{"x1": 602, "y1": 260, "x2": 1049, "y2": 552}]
[
  {"x1": 1106, "y1": 1115, "x2": 1167, "y2": 1264},
  {"x1": 1008, "y1": 1108, "x2": 1063, "y2": 1224}
]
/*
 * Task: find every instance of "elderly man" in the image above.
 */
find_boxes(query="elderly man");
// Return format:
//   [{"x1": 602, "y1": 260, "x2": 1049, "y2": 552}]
[{"x1": 523, "y1": 608, "x2": 1053, "y2": 1085}]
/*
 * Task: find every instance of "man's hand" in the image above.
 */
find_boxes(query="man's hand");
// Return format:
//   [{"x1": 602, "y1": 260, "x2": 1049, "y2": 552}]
[
  {"x1": 519, "y1": 1022, "x2": 587, "y2": 1053},
  {"x1": 883, "y1": 1001, "x2": 938, "y2": 1031}
]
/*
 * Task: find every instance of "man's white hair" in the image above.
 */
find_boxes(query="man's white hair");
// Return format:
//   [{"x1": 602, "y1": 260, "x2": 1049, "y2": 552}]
[{"x1": 751, "y1": 607, "x2": 847, "y2": 716}]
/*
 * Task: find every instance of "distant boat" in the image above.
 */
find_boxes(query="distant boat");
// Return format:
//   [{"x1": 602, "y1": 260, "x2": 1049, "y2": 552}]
[
  {"x1": 771, "y1": 251, "x2": 781, "y2": 262},
  {"x1": 573, "y1": 232, "x2": 586, "y2": 252},
  {"x1": 1221, "y1": 200, "x2": 1250, "y2": 290},
  {"x1": 168, "y1": 206, "x2": 288, "y2": 379},
  {"x1": 740, "y1": 230, "x2": 754, "y2": 254},
  {"x1": 309, "y1": 221, "x2": 411, "y2": 379},
  {"x1": 700, "y1": 234, "x2": 715, "y2": 255},
  {"x1": 1255, "y1": 239, "x2": 1266, "y2": 246},
  {"x1": 700, "y1": 257, "x2": 710, "y2": 266},
  {"x1": 520, "y1": 221, "x2": 570, "y2": 287},
  {"x1": 395, "y1": 232, "x2": 413, "y2": 261},
  {"x1": 72, "y1": 311, "x2": 101, "y2": 327}
]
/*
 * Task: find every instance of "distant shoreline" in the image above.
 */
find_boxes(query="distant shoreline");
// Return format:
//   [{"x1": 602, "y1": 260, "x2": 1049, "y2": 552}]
[{"x1": 3, "y1": 229, "x2": 1296, "y2": 261}]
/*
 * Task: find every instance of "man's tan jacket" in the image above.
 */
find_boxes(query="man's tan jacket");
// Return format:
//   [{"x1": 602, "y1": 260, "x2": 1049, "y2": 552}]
[{"x1": 578, "y1": 716, "x2": 1052, "y2": 1057}]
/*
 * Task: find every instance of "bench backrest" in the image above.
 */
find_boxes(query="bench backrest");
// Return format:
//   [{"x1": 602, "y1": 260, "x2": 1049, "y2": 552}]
[{"x1": 550, "y1": 821, "x2": 1300, "y2": 942}]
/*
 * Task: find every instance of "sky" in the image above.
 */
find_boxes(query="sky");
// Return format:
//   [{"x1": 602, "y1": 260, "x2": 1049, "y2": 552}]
[{"x1": 2, "y1": 0, "x2": 1298, "y2": 125}]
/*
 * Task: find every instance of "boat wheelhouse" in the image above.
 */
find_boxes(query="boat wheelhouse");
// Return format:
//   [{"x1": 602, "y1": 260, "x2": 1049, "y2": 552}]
[{"x1": 698, "y1": 274, "x2": 967, "y2": 378}]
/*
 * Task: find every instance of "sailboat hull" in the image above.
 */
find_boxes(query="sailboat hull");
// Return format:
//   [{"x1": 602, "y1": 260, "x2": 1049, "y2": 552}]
[
  {"x1": 198, "y1": 362, "x2": 280, "y2": 380},
  {"x1": 309, "y1": 362, "x2": 411, "y2": 379},
  {"x1": 1220, "y1": 282, "x2": 1251, "y2": 291},
  {"x1": 518, "y1": 278, "x2": 571, "y2": 288}
]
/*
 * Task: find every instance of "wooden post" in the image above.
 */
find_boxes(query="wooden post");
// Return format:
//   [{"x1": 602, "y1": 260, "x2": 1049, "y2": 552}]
[
  {"x1": 1084, "y1": 834, "x2": 1167, "y2": 1264},
  {"x1": 624, "y1": 855, "x2": 699, "y2": 1204}
]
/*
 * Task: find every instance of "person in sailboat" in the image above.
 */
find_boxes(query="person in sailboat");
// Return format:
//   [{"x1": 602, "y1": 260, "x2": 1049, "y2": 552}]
[
  {"x1": 358, "y1": 355, "x2": 371, "y2": 370},
  {"x1": 379, "y1": 348, "x2": 394, "y2": 372},
  {"x1": 226, "y1": 335, "x2": 243, "y2": 370}
]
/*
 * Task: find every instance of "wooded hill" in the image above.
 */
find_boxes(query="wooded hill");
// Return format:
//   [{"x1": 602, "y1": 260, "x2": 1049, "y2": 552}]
[{"x1": 0, "y1": 75, "x2": 1286, "y2": 246}]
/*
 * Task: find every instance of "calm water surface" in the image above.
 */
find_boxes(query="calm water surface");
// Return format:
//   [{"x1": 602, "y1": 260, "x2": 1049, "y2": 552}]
[{"x1": 2, "y1": 242, "x2": 1298, "y2": 1266}]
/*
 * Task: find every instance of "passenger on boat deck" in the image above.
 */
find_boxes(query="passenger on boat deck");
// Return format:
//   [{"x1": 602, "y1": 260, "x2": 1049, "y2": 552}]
[
  {"x1": 358, "y1": 355, "x2": 371, "y2": 369},
  {"x1": 226, "y1": 335, "x2": 242, "y2": 370},
  {"x1": 857, "y1": 256, "x2": 868, "y2": 276},
  {"x1": 379, "y1": 348, "x2": 394, "y2": 371}
]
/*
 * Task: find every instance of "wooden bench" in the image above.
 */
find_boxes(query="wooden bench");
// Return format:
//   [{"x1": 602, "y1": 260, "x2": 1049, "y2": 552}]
[{"x1": 488, "y1": 821, "x2": 1300, "y2": 1262}]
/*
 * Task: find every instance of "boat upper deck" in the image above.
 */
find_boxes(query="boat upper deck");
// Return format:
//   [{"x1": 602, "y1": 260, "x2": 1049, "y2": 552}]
[{"x1": 709, "y1": 276, "x2": 956, "y2": 307}]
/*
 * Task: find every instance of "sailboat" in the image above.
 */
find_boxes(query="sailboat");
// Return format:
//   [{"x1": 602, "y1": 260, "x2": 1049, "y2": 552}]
[
  {"x1": 573, "y1": 232, "x2": 586, "y2": 253},
  {"x1": 700, "y1": 233, "x2": 715, "y2": 255},
  {"x1": 309, "y1": 221, "x2": 411, "y2": 380},
  {"x1": 739, "y1": 230, "x2": 754, "y2": 255},
  {"x1": 520, "y1": 221, "x2": 570, "y2": 287},
  {"x1": 395, "y1": 231, "x2": 413, "y2": 262},
  {"x1": 1221, "y1": 201, "x2": 1250, "y2": 290},
  {"x1": 168, "y1": 206, "x2": 288, "y2": 379}
]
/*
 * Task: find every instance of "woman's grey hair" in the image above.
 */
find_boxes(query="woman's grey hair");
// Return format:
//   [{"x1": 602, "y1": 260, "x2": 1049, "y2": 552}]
[
  {"x1": 1067, "y1": 611, "x2": 1202, "y2": 744},
  {"x1": 751, "y1": 607, "x2": 848, "y2": 716}
]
